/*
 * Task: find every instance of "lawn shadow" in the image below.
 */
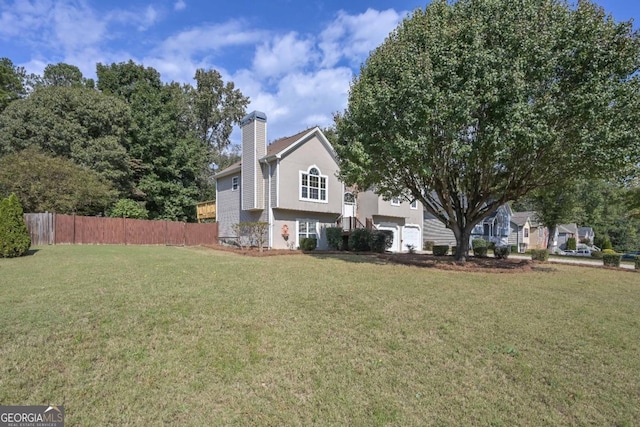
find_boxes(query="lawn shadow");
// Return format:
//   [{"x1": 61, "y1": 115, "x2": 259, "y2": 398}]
[
  {"x1": 25, "y1": 249, "x2": 40, "y2": 256},
  {"x1": 306, "y1": 252, "x2": 392, "y2": 266}
]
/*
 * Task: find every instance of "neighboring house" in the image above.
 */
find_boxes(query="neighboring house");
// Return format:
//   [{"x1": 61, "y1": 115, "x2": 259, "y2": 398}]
[
  {"x1": 423, "y1": 203, "x2": 512, "y2": 247},
  {"x1": 553, "y1": 223, "x2": 579, "y2": 250},
  {"x1": 509, "y1": 211, "x2": 532, "y2": 253},
  {"x1": 215, "y1": 111, "x2": 423, "y2": 251},
  {"x1": 578, "y1": 226, "x2": 595, "y2": 244},
  {"x1": 528, "y1": 214, "x2": 549, "y2": 250}
]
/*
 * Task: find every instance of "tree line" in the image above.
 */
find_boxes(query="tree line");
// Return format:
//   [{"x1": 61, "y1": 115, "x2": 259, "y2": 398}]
[{"x1": 0, "y1": 59, "x2": 248, "y2": 222}]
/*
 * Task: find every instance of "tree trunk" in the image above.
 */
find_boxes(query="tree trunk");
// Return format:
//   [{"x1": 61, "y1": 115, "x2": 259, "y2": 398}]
[
  {"x1": 546, "y1": 224, "x2": 557, "y2": 252},
  {"x1": 452, "y1": 226, "x2": 473, "y2": 263}
]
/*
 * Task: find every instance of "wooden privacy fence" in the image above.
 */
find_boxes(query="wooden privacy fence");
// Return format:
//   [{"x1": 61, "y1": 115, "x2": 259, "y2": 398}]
[{"x1": 24, "y1": 213, "x2": 218, "y2": 246}]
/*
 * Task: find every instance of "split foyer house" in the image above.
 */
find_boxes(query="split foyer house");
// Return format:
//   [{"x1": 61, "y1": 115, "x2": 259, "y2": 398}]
[{"x1": 215, "y1": 111, "x2": 423, "y2": 251}]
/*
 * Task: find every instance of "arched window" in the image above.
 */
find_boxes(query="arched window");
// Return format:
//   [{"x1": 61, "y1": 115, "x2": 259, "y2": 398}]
[{"x1": 300, "y1": 166, "x2": 327, "y2": 202}]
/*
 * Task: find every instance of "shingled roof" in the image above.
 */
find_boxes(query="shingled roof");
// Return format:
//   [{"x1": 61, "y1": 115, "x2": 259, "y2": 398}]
[{"x1": 215, "y1": 127, "x2": 318, "y2": 177}]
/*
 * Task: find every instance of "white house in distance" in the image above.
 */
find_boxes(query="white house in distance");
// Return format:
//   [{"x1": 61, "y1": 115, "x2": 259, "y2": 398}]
[{"x1": 215, "y1": 111, "x2": 423, "y2": 251}]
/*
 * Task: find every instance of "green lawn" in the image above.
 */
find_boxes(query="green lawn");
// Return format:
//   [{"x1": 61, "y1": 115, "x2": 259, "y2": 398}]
[{"x1": 1, "y1": 245, "x2": 639, "y2": 426}]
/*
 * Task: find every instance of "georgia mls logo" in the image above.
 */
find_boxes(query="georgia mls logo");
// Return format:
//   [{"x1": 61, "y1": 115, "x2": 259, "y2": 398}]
[{"x1": 0, "y1": 405, "x2": 64, "y2": 427}]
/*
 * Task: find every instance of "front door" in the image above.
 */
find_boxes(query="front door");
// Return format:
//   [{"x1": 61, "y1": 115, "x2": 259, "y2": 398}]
[{"x1": 343, "y1": 192, "x2": 356, "y2": 218}]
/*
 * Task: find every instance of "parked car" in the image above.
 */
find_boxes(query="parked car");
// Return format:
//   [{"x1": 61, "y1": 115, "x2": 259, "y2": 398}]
[
  {"x1": 561, "y1": 248, "x2": 592, "y2": 257},
  {"x1": 621, "y1": 251, "x2": 640, "y2": 260}
]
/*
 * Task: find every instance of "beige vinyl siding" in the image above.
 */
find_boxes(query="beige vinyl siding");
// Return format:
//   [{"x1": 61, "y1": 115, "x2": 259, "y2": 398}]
[
  {"x1": 276, "y1": 134, "x2": 341, "y2": 214},
  {"x1": 241, "y1": 117, "x2": 266, "y2": 210},
  {"x1": 217, "y1": 174, "x2": 241, "y2": 239}
]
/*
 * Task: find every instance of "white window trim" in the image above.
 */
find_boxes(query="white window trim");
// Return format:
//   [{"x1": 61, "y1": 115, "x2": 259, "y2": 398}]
[
  {"x1": 391, "y1": 197, "x2": 401, "y2": 206},
  {"x1": 410, "y1": 200, "x2": 418, "y2": 209},
  {"x1": 296, "y1": 218, "x2": 319, "y2": 247},
  {"x1": 231, "y1": 176, "x2": 239, "y2": 191},
  {"x1": 299, "y1": 165, "x2": 328, "y2": 203}
]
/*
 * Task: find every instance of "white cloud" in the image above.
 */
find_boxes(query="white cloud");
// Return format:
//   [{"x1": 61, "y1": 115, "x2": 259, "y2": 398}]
[
  {"x1": 159, "y1": 20, "x2": 267, "y2": 55},
  {"x1": 252, "y1": 32, "x2": 316, "y2": 78},
  {"x1": 174, "y1": 1, "x2": 186, "y2": 11},
  {"x1": 319, "y1": 8, "x2": 406, "y2": 68}
]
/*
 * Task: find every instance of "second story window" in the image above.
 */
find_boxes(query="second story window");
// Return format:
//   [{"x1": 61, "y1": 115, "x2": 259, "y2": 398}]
[
  {"x1": 300, "y1": 166, "x2": 327, "y2": 202},
  {"x1": 232, "y1": 176, "x2": 239, "y2": 191},
  {"x1": 391, "y1": 197, "x2": 401, "y2": 206}
]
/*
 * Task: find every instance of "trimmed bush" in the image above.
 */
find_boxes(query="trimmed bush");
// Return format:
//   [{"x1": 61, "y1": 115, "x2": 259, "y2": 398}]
[
  {"x1": 530, "y1": 249, "x2": 549, "y2": 262},
  {"x1": 0, "y1": 194, "x2": 31, "y2": 258},
  {"x1": 432, "y1": 245, "x2": 449, "y2": 256},
  {"x1": 510, "y1": 245, "x2": 518, "y2": 254},
  {"x1": 326, "y1": 227, "x2": 343, "y2": 250},
  {"x1": 488, "y1": 241, "x2": 496, "y2": 252},
  {"x1": 494, "y1": 246, "x2": 511, "y2": 259},
  {"x1": 371, "y1": 230, "x2": 393, "y2": 253},
  {"x1": 300, "y1": 237, "x2": 317, "y2": 251},
  {"x1": 348, "y1": 228, "x2": 372, "y2": 252},
  {"x1": 591, "y1": 251, "x2": 603, "y2": 259},
  {"x1": 601, "y1": 237, "x2": 613, "y2": 250},
  {"x1": 472, "y1": 238, "x2": 488, "y2": 258},
  {"x1": 566, "y1": 237, "x2": 577, "y2": 251},
  {"x1": 424, "y1": 240, "x2": 434, "y2": 251},
  {"x1": 602, "y1": 253, "x2": 621, "y2": 267},
  {"x1": 603, "y1": 248, "x2": 616, "y2": 255}
]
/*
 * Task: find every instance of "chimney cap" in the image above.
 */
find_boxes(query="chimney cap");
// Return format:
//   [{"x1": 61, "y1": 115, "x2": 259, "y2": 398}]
[{"x1": 240, "y1": 110, "x2": 267, "y2": 126}]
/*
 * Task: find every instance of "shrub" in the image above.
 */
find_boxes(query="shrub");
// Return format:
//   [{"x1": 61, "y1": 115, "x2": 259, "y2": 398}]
[
  {"x1": 424, "y1": 240, "x2": 434, "y2": 251},
  {"x1": 433, "y1": 245, "x2": 449, "y2": 256},
  {"x1": 232, "y1": 222, "x2": 269, "y2": 251},
  {"x1": 591, "y1": 251, "x2": 603, "y2": 259},
  {"x1": 371, "y1": 230, "x2": 393, "y2": 253},
  {"x1": 603, "y1": 248, "x2": 616, "y2": 255},
  {"x1": 300, "y1": 237, "x2": 317, "y2": 251},
  {"x1": 348, "y1": 228, "x2": 372, "y2": 252},
  {"x1": 472, "y1": 238, "x2": 488, "y2": 258},
  {"x1": 326, "y1": 227, "x2": 343, "y2": 250},
  {"x1": 108, "y1": 198, "x2": 148, "y2": 219},
  {"x1": 494, "y1": 246, "x2": 511, "y2": 259},
  {"x1": 602, "y1": 237, "x2": 613, "y2": 250},
  {"x1": 602, "y1": 253, "x2": 621, "y2": 267},
  {"x1": 0, "y1": 194, "x2": 31, "y2": 258},
  {"x1": 566, "y1": 237, "x2": 577, "y2": 251},
  {"x1": 488, "y1": 242, "x2": 496, "y2": 252},
  {"x1": 530, "y1": 249, "x2": 549, "y2": 262},
  {"x1": 510, "y1": 245, "x2": 518, "y2": 254}
]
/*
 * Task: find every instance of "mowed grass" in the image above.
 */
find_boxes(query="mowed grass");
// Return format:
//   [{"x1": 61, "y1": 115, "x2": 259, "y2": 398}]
[{"x1": 1, "y1": 246, "x2": 639, "y2": 426}]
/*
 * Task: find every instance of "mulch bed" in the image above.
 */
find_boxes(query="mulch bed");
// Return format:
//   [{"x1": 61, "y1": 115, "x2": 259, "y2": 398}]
[{"x1": 204, "y1": 245, "x2": 538, "y2": 273}]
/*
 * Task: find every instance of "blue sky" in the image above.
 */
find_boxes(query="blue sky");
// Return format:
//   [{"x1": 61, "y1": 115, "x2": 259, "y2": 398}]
[{"x1": 1, "y1": 0, "x2": 638, "y2": 142}]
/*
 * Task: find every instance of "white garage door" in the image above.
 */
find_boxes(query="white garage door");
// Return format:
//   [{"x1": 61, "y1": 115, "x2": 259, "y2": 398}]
[
  {"x1": 403, "y1": 225, "x2": 421, "y2": 252},
  {"x1": 377, "y1": 225, "x2": 400, "y2": 252}
]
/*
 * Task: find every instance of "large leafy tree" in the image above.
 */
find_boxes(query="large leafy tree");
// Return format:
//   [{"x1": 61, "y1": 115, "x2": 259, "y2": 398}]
[
  {"x1": 0, "y1": 85, "x2": 132, "y2": 192},
  {"x1": 97, "y1": 61, "x2": 209, "y2": 221},
  {"x1": 28, "y1": 62, "x2": 95, "y2": 89},
  {"x1": 187, "y1": 68, "x2": 249, "y2": 198},
  {"x1": 0, "y1": 58, "x2": 26, "y2": 112},
  {"x1": 335, "y1": 0, "x2": 640, "y2": 261},
  {"x1": 0, "y1": 148, "x2": 115, "y2": 215}
]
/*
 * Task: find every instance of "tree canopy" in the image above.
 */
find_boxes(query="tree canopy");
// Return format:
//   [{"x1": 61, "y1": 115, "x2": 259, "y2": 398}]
[
  {"x1": 0, "y1": 58, "x2": 26, "y2": 112},
  {"x1": 0, "y1": 148, "x2": 115, "y2": 215},
  {"x1": 335, "y1": 0, "x2": 640, "y2": 261},
  {"x1": 0, "y1": 85, "x2": 132, "y2": 193}
]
